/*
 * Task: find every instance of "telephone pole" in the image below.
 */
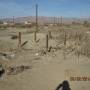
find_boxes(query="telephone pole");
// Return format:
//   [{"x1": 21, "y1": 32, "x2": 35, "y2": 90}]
[
  {"x1": 36, "y1": 4, "x2": 38, "y2": 31},
  {"x1": 54, "y1": 16, "x2": 55, "y2": 26},
  {"x1": 34, "y1": 4, "x2": 38, "y2": 42},
  {"x1": 61, "y1": 16, "x2": 63, "y2": 26}
]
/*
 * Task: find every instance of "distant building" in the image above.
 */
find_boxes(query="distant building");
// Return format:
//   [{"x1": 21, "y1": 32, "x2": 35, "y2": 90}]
[
  {"x1": 3, "y1": 22, "x2": 8, "y2": 25},
  {"x1": 49, "y1": 24, "x2": 54, "y2": 26},
  {"x1": 24, "y1": 21, "x2": 31, "y2": 25}
]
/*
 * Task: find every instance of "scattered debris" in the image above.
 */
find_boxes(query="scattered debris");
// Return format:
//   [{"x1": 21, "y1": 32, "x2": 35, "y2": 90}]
[
  {"x1": 39, "y1": 50, "x2": 46, "y2": 56},
  {"x1": 6, "y1": 65, "x2": 31, "y2": 75},
  {"x1": 34, "y1": 57, "x2": 41, "y2": 61},
  {"x1": 11, "y1": 35, "x2": 18, "y2": 39},
  {"x1": 0, "y1": 64, "x2": 5, "y2": 77},
  {"x1": 35, "y1": 53, "x2": 39, "y2": 56},
  {"x1": 0, "y1": 52, "x2": 7, "y2": 57},
  {"x1": 21, "y1": 41, "x2": 28, "y2": 47},
  {"x1": 36, "y1": 39, "x2": 40, "y2": 43},
  {"x1": 48, "y1": 46, "x2": 52, "y2": 52},
  {"x1": 0, "y1": 52, "x2": 15, "y2": 60}
]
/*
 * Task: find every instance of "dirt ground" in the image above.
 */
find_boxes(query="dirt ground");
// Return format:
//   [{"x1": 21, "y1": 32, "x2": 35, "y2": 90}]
[{"x1": 0, "y1": 26, "x2": 90, "y2": 90}]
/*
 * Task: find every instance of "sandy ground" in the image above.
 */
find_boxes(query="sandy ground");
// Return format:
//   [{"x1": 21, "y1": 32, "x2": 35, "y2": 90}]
[{"x1": 0, "y1": 27, "x2": 90, "y2": 90}]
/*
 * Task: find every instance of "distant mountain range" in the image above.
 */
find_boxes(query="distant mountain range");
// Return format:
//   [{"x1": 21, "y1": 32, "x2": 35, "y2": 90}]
[{"x1": 1, "y1": 16, "x2": 90, "y2": 24}]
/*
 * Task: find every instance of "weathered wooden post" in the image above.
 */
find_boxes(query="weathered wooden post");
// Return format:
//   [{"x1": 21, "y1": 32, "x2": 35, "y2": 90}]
[
  {"x1": 18, "y1": 32, "x2": 21, "y2": 48},
  {"x1": 34, "y1": 31, "x2": 37, "y2": 42},
  {"x1": 63, "y1": 31, "x2": 67, "y2": 59},
  {"x1": 46, "y1": 34, "x2": 49, "y2": 51},
  {"x1": 64, "y1": 31, "x2": 67, "y2": 46}
]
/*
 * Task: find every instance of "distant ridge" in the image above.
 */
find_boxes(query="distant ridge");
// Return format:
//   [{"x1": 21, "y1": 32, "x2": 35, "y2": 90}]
[{"x1": 1, "y1": 16, "x2": 90, "y2": 24}]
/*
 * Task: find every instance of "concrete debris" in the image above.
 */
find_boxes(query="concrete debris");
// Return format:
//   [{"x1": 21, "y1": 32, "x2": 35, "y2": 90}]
[
  {"x1": 0, "y1": 64, "x2": 5, "y2": 77},
  {"x1": 21, "y1": 41, "x2": 28, "y2": 47},
  {"x1": 0, "y1": 52, "x2": 15, "y2": 60},
  {"x1": 11, "y1": 35, "x2": 18, "y2": 39},
  {"x1": 35, "y1": 53, "x2": 39, "y2": 56},
  {"x1": 6, "y1": 65, "x2": 31, "y2": 75}
]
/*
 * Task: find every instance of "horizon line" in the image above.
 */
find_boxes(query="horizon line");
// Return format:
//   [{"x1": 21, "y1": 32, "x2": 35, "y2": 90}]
[{"x1": 1, "y1": 15, "x2": 90, "y2": 19}]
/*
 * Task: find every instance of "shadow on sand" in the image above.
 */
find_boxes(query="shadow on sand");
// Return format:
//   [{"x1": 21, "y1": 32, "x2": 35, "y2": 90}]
[{"x1": 55, "y1": 80, "x2": 71, "y2": 90}]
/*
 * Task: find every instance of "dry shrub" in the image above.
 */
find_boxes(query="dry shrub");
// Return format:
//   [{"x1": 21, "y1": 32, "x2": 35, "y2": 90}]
[
  {"x1": 56, "y1": 29, "x2": 90, "y2": 57},
  {"x1": 0, "y1": 40, "x2": 14, "y2": 52}
]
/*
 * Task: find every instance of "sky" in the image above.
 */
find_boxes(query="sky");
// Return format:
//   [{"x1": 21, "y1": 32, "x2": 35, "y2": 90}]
[{"x1": 0, "y1": 0, "x2": 90, "y2": 18}]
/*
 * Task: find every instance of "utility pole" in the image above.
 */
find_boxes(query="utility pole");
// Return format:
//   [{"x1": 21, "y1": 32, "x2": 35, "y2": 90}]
[
  {"x1": 36, "y1": 4, "x2": 38, "y2": 31},
  {"x1": 61, "y1": 16, "x2": 63, "y2": 26},
  {"x1": 54, "y1": 16, "x2": 55, "y2": 26},
  {"x1": 34, "y1": 4, "x2": 38, "y2": 42}
]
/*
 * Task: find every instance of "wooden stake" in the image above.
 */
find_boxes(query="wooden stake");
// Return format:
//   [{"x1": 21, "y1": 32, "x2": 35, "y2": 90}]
[
  {"x1": 18, "y1": 32, "x2": 21, "y2": 48},
  {"x1": 34, "y1": 31, "x2": 37, "y2": 42},
  {"x1": 63, "y1": 31, "x2": 67, "y2": 60},
  {"x1": 64, "y1": 31, "x2": 67, "y2": 46},
  {"x1": 46, "y1": 34, "x2": 49, "y2": 51}
]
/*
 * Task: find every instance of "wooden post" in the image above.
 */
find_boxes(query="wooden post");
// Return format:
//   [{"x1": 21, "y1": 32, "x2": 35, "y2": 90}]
[
  {"x1": 46, "y1": 34, "x2": 49, "y2": 51},
  {"x1": 18, "y1": 32, "x2": 21, "y2": 48},
  {"x1": 63, "y1": 31, "x2": 67, "y2": 60},
  {"x1": 34, "y1": 31, "x2": 37, "y2": 42},
  {"x1": 64, "y1": 31, "x2": 67, "y2": 46}
]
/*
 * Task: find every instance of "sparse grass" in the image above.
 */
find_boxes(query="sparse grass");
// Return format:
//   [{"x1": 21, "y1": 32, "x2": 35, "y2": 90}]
[
  {"x1": 54, "y1": 27, "x2": 90, "y2": 58},
  {"x1": 0, "y1": 25, "x2": 90, "y2": 58}
]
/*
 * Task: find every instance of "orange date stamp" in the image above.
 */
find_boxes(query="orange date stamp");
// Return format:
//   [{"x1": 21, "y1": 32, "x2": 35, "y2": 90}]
[{"x1": 70, "y1": 76, "x2": 90, "y2": 81}]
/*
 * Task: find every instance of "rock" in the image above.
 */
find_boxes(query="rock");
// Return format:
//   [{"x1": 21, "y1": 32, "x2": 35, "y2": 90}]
[
  {"x1": 6, "y1": 65, "x2": 31, "y2": 75},
  {"x1": 0, "y1": 64, "x2": 5, "y2": 77},
  {"x1": 11, "y1": 35, "x2": 18, "y2": 39}
]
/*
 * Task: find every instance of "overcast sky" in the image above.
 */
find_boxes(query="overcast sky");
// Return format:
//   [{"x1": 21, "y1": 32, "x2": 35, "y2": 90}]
[{"x1": 0, "y1": 0, "x2": 90, "y2": 18}]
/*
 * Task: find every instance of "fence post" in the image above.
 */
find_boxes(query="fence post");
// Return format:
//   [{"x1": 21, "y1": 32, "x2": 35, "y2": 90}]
[
  {"x1": 34, "y1": 31, "x2": 37, "y2": 42},
  {"x1": 63, "y1": 31, "x2": 67, "y2": 59},
  {"x1": 18, "y1": 32, "x2": 21, "y2": 48},
  {"x1": 46, "y1": 34, "x2": 49, "y2": 51},
  {"x1": 64, "y1": 31, "x2": 67, "y2": 46}
]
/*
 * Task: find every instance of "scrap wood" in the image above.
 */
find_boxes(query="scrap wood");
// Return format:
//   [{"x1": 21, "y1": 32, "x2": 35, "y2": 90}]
[
  {"x1": 6, "y1": 65, "x2": 32, "y2": 75},
  {"x1": 0, "y1": 52, "x2": 15, "y2": 59},
  {"x1": 0, "y1": 64, "x2": 5, "y2": 77},
  {"x1": 0, "y1": 52, "x2": 7, "y2": 56},
  {"x1": 11, "y1": 35, "x2": 18, "y2": 39},
  {"x1": 21, "y1": 41, "x2": 28, "y2": 47}
]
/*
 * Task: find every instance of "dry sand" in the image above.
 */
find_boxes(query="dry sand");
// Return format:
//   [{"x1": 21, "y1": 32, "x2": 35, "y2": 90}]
[{"x1": 0, "y1": 27, "x2": 90, "y2": 90}]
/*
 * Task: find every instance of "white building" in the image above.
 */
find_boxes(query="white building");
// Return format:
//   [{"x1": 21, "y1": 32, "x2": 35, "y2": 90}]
[
  {"x1": 3, "y1": 22, "x2": 8, "y2": 25},
  {"x1": 24, "y1": 21, "x2": 31, "y2": 25}
]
